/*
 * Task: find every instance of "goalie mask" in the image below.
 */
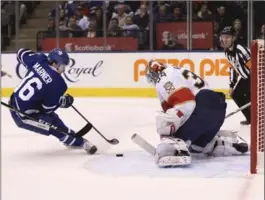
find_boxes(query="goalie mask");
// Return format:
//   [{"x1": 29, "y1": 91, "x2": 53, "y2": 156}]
[{"x1": 145, "y1": 60, "x2": 167, "y2": 85}]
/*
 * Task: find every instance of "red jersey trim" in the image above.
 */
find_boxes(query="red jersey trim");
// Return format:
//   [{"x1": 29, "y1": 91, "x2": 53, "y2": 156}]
[{"x1": 167, "y1": 87, "x2": 195, "y2": 106}]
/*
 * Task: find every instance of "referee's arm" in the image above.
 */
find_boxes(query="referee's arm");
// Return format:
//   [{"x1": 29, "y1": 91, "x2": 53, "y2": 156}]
[
  {"x1": 229, "y1": 66, "x2": 238, "y2": 95},
  {"x1": 229, "y1": 66, "x2": 237, "y2": 88}
]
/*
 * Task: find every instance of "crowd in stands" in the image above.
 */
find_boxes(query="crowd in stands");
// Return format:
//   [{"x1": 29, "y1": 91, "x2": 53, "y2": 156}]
[
  {"x1": 2, "y1": 1, "x2": 265, "y2": 51},
  {"x1": 41, "y1": 1, "x2": 265, "y2": 51},
  {"x1": 1, "y1": 1, "x2": 40, "y2": 50}
]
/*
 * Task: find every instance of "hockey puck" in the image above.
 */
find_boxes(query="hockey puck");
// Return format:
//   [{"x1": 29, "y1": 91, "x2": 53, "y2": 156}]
[{"x1": 116, "y1": 154, "x2": 123, "y2": 157}]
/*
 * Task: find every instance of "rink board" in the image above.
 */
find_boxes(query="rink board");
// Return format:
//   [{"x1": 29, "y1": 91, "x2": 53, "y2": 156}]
[
  {"x1": 1, "y1": 52, "x2": 231, "y2": 98},
  {"x1": 1, "y1": 88, "x2": 230, "y2": 98}
]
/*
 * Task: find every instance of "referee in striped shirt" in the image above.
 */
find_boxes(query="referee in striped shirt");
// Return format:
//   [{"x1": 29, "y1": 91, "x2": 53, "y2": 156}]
[{"x1": 220, "y1": 26, "x2": 251, "y2": 125}]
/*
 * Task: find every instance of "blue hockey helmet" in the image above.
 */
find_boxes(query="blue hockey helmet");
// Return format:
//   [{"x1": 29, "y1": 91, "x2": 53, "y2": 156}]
[{"x1": 47, "y1": 48, "x2": 70, "y2": 66}]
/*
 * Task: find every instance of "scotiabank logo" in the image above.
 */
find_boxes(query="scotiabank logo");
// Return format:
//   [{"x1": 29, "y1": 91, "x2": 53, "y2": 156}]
[
  {"x1": 65, "y1": 43, "x2": 73, "y2": 52},
  {"x1": 134, "y1": 58, "x2": 230, "y2": 81},
  {"x1": 65, "y1": 43, "x2": 113, "y2": 52}
]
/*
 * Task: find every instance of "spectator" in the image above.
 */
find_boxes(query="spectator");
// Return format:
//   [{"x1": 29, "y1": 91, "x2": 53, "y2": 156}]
[
  {"x1": 49, "y1": 1, "x2": 75, "y2": 21},
  {"x1": 75, "y1": 5, "x2": 89, "y2": 31},
  {"x1": 123, "y1": 16, "x2": 139, "y2": 37},
  {"x1": 111, "y1": 3, "x2": 132, "y2": 27},
  {"x1": 233, "y1": 18, "x2": 247, "y2": 46},
  {"x1": 161, "y1": 32, "x2": 184, "y2": 50},
  {"x1": 107, "y1": 18, "x2": 122, "y2": 37},
  {"x1": 58, "y1": 17, "x2": 70, "y2": 32},
  {"x1": 196, "y1": 3, "x2": 213, "y2": 21},
  {"x1": 134, "y1": 1, "x2": 149, "y2": 15},
  {"x1": 133, "y1": 4, "x2": 149, "y2": 30},
  {"x1": 172, "y1": 5, "x2": 185, "y2": 21},
  {"x1": 45, "y1": 17, "x2": 57, "y2": 38},
  {"x1": 67, "y1": 16, "x2": 82, "y2": 37},
  {"x1": 86, "y1": 1, "x2": 103, "y2": 11},
  {"x1": 154, "y1": 1, "x2": 171, "y2": 14},
  {"x1": 86, "y1": 19, "x2": 100, "y2": 38},
  {"x1": 77, "y1": 1, "x2": 90, "y2": 17},
  {"x1": 94, "y1": 7, "x2": 103, "y2": 32},
  {"x1": 212, "y1": 21, "x2": 223, "y2": 50},
  {"x1": 47, "y1": 17, "x2": 55, "y2": 31},
  {"x1": 215, "y1": 5, "x2": 231, "y2": 32},
  {"x1": 155, "y1": 4, "x2": 171, "y2": 22}
]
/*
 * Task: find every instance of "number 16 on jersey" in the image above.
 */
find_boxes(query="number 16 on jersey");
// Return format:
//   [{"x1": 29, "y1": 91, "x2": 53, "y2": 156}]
[{"x1": 14, "y1": 71, "x2": 43, "y2": 101}]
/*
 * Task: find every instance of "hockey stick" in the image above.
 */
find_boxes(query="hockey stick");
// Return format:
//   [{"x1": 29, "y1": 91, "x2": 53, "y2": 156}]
[
  {"x1": 131, "y1": 133, "x2": 156, "y2": 156},
  {"x1": 1, "y1": 101, "x2": 92, "y2": 137},
  {"x1": 71, "y1": 105, "x2": 119, "y2": 145},
  {"x1": 225, "y1": 102, "x2": 251, "y2": 119}
]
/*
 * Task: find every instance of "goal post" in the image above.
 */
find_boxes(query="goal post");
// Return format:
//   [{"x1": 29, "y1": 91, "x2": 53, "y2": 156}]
[{"x1": 251, "y1": 39, "x2": 265, "y2": 174}]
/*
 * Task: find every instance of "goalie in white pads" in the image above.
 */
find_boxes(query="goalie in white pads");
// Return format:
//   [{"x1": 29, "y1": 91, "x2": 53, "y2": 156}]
[{"x1": 146, "y1": 60, "x2": 249, "y2": 167}]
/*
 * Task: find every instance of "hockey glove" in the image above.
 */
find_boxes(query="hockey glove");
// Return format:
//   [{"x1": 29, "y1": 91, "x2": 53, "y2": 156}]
[
  {"x1": 156, "y1": 108, "x2": 184, "y2": 136},
  {"x1": 59, "y1": 94, "x2": 74, "y2": 108}
]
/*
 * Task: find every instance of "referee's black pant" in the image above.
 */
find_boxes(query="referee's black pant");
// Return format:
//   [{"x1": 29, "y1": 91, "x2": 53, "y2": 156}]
[{"x1": 231, "y1": 77, "x2": 251, "y2": 123}]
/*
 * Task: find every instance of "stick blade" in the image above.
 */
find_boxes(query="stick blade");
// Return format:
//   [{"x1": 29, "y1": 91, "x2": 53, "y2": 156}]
[{"x1": 131, "y1": 133, "x2": 156, "y2": 156}]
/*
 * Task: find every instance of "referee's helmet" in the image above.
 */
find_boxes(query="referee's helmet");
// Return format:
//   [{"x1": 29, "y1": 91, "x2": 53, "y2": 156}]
[{"x1": 220, "y1": 26, "x2": 235, "y2": 36}]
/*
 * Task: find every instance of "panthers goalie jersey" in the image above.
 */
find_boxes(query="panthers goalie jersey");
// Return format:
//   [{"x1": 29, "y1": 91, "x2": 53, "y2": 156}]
[{"x1": 155, "y1": 65, "x2": 210, "y2": 127}]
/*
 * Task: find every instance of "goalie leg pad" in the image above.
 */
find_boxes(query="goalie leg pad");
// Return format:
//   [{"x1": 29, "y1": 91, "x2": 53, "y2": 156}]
[
  {"x1": 155, "y1": 137, "x2": 191, "y2": 167},
  {"x1": 191, "y1": 134, "x2": 249, "y2": 156}
]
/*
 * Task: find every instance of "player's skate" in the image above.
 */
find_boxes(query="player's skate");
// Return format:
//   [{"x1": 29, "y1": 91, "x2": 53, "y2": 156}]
[
  {"x1": 83, "y1": 139, "x2": 98, "y2": 155},
  {"x1": 191, "y1": 132, "x2": 249, "y2": 156},
  {"x1": 60, "y1": 135, "x2": 97, "y2": 155},
  {"x1": 155, "y1": 137, "x2": 191, "y2": 167}
]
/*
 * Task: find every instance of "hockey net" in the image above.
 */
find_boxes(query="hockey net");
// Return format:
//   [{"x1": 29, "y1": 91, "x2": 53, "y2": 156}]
[{"x1": 251, "y1": 39, "x2": 265, "y2": 174}]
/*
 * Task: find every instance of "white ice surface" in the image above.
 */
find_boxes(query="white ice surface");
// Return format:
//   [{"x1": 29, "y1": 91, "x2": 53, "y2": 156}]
[{"x1": 1, "y1": 98, "x2": 264, "y2": 200}]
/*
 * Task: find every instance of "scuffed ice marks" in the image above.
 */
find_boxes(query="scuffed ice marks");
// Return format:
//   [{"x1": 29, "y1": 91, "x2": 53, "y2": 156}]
[{"x1": 83, "y1": 151, "x2": 250, "y2": 178}]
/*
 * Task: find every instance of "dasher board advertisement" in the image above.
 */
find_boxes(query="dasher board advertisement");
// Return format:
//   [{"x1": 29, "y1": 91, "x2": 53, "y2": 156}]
[{"x1": 1, "y1": 52, "x2": 230, "y2": 98}]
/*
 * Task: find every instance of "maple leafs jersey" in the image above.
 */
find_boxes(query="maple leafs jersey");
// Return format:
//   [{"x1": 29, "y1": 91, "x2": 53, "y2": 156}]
[{"x1": 13, "y1": 48, "x2": 67, "y2": 114}]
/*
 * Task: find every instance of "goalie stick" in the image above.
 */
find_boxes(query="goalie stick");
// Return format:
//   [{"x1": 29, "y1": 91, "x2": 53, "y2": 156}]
[
  {"x1": 225, "y1": 102, "x2": 250, "y2": 119},
  {"x1": 131, "y1": 133, "x2": 156, "y2": 156},
  {"x1": 1, "y1": 101, "x2": 92, "y2": 137}
]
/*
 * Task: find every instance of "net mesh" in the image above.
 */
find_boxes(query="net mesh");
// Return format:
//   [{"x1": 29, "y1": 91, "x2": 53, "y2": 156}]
[{"x1": 256, "y1": 39, "x2": 265, "y2": 171}]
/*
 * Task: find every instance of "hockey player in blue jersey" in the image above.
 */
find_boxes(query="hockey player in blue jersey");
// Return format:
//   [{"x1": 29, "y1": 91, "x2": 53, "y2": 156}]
[{"x1": 9, "y1": 48, "x2": 97, "y2": 154}]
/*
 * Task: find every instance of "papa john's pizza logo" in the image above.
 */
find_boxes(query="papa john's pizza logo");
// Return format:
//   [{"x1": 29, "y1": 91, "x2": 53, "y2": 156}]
[{"x1": 16, "y1": 58, "x2": 103, "y2": 83}]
